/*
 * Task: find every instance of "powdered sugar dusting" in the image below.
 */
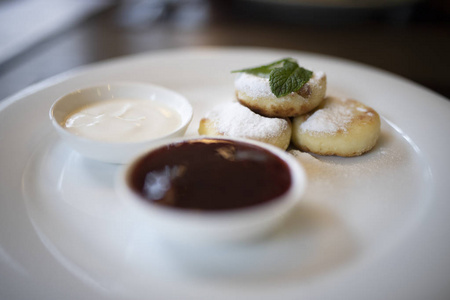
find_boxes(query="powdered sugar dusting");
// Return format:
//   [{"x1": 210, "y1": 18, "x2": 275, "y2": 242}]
[
  {"x1": 234, "y1": 73, "x2": 273, "y2": 98},
  {"x1": 288, "y1": 135, "x2": 406, "y2": 205},
  {"x1": 300, "y1": 100, "x2": 354, "y2": 134},
  {"x1": 205, "y1": 102, "x2": 289, "y2": 139},
  {"x1": 288, "y1": 124, "x2": 407, "y2": 200},
  {"x1": 234, "y1": 71, "x2": 325, "y2": 99},
  {"x1": 356, "y1": 107, "x2": 368, "y2": 112}
]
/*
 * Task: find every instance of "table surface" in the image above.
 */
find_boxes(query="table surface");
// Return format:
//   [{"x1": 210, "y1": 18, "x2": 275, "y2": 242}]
[{"x1": 0, "y1": 0, "x2": 449, "y2": 102}]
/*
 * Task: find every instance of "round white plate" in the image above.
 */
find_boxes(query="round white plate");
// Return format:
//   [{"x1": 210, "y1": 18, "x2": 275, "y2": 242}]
[{"x1": 1, "y1": 47, "x2": 449, "y2": 300}]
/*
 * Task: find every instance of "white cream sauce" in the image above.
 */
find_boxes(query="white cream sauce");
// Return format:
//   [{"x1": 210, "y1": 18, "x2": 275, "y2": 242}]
[{"x1": 64, "y1": 99, "x2": 182, "y2": 142}]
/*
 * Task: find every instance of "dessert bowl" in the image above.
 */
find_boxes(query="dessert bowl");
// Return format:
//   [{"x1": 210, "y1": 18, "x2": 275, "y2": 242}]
[
  {"x1": 116, "y1": 136, "x2": 307, "y2": 245},
  {"x1": 49, "y1": 82, "x2": 193, "y2": 164}
]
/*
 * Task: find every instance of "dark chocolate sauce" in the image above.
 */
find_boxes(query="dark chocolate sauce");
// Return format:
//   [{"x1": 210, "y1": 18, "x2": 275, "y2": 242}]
[{"x1": 128, "y1": 139, "x2": 291, "y2": 211}]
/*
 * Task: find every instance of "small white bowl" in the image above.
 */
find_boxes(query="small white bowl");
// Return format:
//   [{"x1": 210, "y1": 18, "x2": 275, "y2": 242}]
[
  {"x1": 49, "y1": 82, "x2": 193, "y2": 164},
  {"x1": 116, "y1": 136, "x2": 307, "y2": 245}
]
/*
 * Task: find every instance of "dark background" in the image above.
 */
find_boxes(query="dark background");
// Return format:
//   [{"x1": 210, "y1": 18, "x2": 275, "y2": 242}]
[{"x1": 0, "y1": 0, "x2": 449, "y2": 101}]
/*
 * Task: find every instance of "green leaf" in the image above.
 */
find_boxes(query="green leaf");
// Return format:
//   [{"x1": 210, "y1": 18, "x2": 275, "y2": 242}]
[
  {"x1": 231, "y1": 58, "x2": 313, "y2": 97},
  {"x1": 270, "y1": 61, "x2": 313, "y2": 97},
  {"x1": 231, "y1": 58, "x2": 295, "y2": 78}
]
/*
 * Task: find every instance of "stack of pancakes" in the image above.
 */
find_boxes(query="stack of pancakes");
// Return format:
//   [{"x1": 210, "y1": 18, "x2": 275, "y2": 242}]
[{"x1": 199, "y1": 68, "x2": 380, "y2": 157}]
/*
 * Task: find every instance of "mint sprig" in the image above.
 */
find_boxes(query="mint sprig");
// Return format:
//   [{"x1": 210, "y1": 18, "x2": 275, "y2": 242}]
[
  {"x1": 231, "y1": 58, "x2": 295, "y2": 78},
  {"x1": 232, "y1": 58, "x2": 313, "y2": 98}
]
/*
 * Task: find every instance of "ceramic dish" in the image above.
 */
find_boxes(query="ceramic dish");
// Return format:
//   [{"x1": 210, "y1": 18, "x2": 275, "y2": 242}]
[
  {"x1": 117, "y1": 136, "x2": 307, "y2": 245},
  {"x1": 0, "y1": 47, "x2": 449, "y2": 300},
  {"x1": 49, "y1": 82, "x2": 193, "y2": 164}
]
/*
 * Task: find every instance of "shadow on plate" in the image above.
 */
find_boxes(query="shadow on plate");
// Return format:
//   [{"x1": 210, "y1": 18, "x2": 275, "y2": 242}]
[{"x1": 157, "y1": 202, "x2": 359, "y2": 285}]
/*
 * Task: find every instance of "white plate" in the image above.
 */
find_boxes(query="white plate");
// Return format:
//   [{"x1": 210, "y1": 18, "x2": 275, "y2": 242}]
[{"x1": 1, "y1": 47, "x2": 449, "y2": 300}]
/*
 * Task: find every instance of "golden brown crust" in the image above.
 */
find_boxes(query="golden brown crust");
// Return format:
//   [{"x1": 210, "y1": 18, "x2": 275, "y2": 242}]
[
  {"x1": 235, "y1": 73, "x2": 327, "y2": 118},
  {"x1": 291, "y1": 97, "x2": 381, "y2": 157},
  {"x1": 198, "y1": 117, "x2": 292, "y2": 150},
  {"x1": 198, "y1": 118, "x2": 220, "y2": 136}
]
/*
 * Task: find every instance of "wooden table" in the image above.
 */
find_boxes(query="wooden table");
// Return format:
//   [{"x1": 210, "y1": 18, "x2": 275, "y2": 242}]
[{"x1": 0, "y1": 0, "x2": 449, "y2": 101}]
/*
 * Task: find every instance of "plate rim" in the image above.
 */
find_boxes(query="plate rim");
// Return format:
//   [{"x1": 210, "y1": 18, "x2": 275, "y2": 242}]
[{"x1": 1, "y1": 46, "x2": 450, "y2": 300}]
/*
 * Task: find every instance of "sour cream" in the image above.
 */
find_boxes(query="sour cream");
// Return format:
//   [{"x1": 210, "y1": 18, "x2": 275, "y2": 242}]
[{"x1": 64, "y1": 99, "x2": 182, "y2": 143}]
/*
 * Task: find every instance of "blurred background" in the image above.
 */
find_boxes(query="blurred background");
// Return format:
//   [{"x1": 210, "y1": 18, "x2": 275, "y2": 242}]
[{"x1": 0, "y1": 0, "x2": 449, "y2": 101}]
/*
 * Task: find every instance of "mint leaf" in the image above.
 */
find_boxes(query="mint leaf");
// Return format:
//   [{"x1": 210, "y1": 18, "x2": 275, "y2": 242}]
[
  {"x1": 232, "y1": 58, "x2": 313, "y2": 97},
  {"x1": 270, "y1": 61, "x2": 313, "y2": 97},
  {"x1": 231, "y1": 58, "x2": 295, "y2": 78}
]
